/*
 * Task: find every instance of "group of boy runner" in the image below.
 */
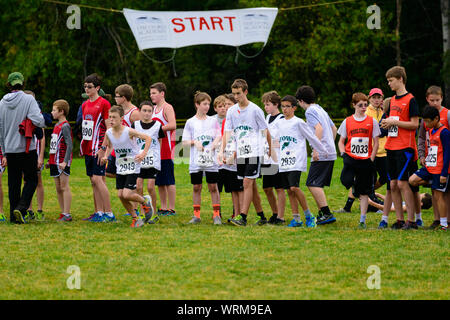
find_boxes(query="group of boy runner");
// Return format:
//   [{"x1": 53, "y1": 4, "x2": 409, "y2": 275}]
[{"x1": 0, "y1": 65, "x2": 448, "y2": 230}]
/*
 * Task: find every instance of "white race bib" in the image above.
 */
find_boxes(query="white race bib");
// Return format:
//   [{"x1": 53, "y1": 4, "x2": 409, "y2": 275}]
[
  {"x1": 82, "y1": 120, "x2": 94, "y2": 141},
  {"x1": 141, "y1": 150, "x2": 155, "y2": 169},
  {"x1": 388, "y1": 116, "x2": 400, "y2": 137},
  {"x1": 49, "y1": 134, "x2": 58, "y2": 154},
  {"x1": 280, "y1": 148, "x2": 296, "y2": 170},
  {"x1": 425, "y1": 146, "x2": 438, "y2": 167},
  {"x1": 350, "y1": 137, "x2": 369, "y2": 158},
  {"x1": 195, "y1": 148, "x2": 214, "y2": 168},
  {"x1": 237, "y1": 134, "x2": 257, "y2": 158},
  {"x1": 116, "y1": 156, "x2": 136, "y2": 175}
]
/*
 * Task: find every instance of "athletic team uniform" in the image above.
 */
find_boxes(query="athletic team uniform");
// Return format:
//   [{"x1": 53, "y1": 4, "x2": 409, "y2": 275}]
[
  {"x1": 224, "y1": 102, "x2": 268, "y2": 180},
  {"x1": 182, "y1": 115, "x2": 221, "y2": 185},
  {"x1": 81, "y1": 96, "x2": 110, "y2": 176},
  {"x1": 219, "y1": 119, "x2": 243, "y2": 193},
  {"x1": 132, "y1": 120, "x2": 165, "y2": 180},
  {"x1": 414, "y1": 125, "x2": 450, "y2": 192},
  {"x1": 106, "y1": 126, "x2": 141, "y2": 190},
  {"x1": 152, "y1": 103, "x2": 176, "y2": 186},
  {"x1": 106, "y1": 106, "x2": 139, "y2": 175},
  {"x1": 338, "y1": 114, "x2": 381, "y2": 196},
  {"x1": 48, "y1": 120, "x2": 73, "y2": 177},
  {"x1": 384, "y1": 93, "x2": 419, "y2": 183},
  {"x1": 261, "y1": 113, "x2": 284, "y2": 190},
  {"x1": 273, "y1": 116, "x2": 327, "y2": 189}
]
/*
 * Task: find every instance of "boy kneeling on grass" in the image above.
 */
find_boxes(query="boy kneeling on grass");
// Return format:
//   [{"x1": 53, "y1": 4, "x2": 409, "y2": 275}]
[
  {"x1": 99, "y1": 105, "x2": 153, "y2": 228},
  {"x1": 46, "y1": 99, "x2": 73, "y2": 222},
  {"x1": 409, "y1": 106, "x2": 450, "y2": 231}
]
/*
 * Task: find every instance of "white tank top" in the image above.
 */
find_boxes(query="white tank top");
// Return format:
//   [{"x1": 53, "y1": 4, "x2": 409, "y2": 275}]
[
  {"x1": 134, "y1": 120, "x2": 162, "y2": 171},
  {"x1": 123, "y1": 106, "x2": 138, "y2": 127},
  {"x1": 106, "y1": 127, "x2": 140, "y2": 175}
]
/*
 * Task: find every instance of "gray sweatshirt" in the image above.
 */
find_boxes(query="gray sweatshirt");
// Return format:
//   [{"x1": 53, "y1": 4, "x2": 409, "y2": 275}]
[{"x1": 0, "y1": 91, "x2": 45, "y2": 153}]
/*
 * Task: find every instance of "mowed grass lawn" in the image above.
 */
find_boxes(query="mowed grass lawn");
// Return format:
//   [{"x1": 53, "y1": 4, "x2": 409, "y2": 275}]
[{"x1": 0, "y1": 157, "x2": 448, "y2": 300}]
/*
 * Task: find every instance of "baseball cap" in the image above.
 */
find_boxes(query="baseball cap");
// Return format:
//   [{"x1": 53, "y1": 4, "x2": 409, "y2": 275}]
[
  {"x1": 7, "y1": 72, "x2": 24, "y2": 86},
  {"x1": 369, "y1": 88, "x2": 384, "y2": 97}
]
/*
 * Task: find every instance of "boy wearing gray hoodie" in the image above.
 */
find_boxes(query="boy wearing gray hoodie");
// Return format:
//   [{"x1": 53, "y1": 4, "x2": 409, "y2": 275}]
[{"x1": 0, "y1": 72, "x2": 45, "y2": 224}]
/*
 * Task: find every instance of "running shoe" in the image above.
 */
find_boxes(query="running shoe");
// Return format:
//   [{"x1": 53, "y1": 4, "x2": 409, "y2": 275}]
[
  {"x1": 35, "y1": 210, "x2": 44, "y2": 221},
  {"x1": 391, "y1": 220, "x2": 405, "y2": 230},
  {"x1": 147, "y1": 214, "x2": 160, "y2": 224},
  {"x1": 157, "y1": 209, "x2": 168, "y2": 216},
  {"x1": 358, "y1": 222, "x2": 367, "y2": 229},
  {"x1": 287, "y1": 219, "x2": 303, "y2": 227},
  {"x1": 83, "y1": 213, "x2": 96, "y2": 221},
  {"x1": 57, "y1": 214, "x2": 72, "y2": 222},
  {"x1": 378, "y1": 220, "x2": 388, "y2": 229},
  {"x1": 13, "y1": 209, "x2": 26, "y2": 224},
  {"x1": 316, "y1": 213, "x2": 336, "y2": 225},
  {"x1": 402, "y1": 221, "x2": 418, "y2": 230},
  {"x1": 103, "y1": 213, "x2": 117, "y2": 223},
  {"x1": 188, "y1": 216, "x2": 201, "y2": 224},
  {"x1": 416, "y1": 219, "x2": 423, "y2": 227},
  {"x1": 305, "y1": 215, "x2": 317, "y2": 228},
  {"x1": 166, "y1": 209, "x2": 176, "y2": 216},
  {"x1": 427, "y1": 220, "x2": 441, "y2": 230},
  {"x1": 273, "y1": 218, "x2": 286, "y2": 225},
  {"x1": 229, "y1": 215, "x2": 246, "y2": 226},
  {"x1": 0, "y1": 213, "x2": 7, "y2": 222},
  {"x1": 90, "y1": 212, "x2": 105, "y2": 223},
  {"x1": 213, "y1": 216, "x2": 222, "y2": 225},
  {"x1": 25, "y1": 210, "x2": 35, "y2": 221},
  {"x1": 130, "y1": 218, "x2": 144, "y2": 228},
  {"x1": 439, "y1": 225, "x2": 448, "y2": 231},
  {"x1": 254, "y1": 216, "x2": 268, "y2": 226},
  {"x1": 142, "y1": 195, "x2": 153, "y2": 222},
  {"x1": 268, "y1": 215, "x2": 278, "y2": 224}
]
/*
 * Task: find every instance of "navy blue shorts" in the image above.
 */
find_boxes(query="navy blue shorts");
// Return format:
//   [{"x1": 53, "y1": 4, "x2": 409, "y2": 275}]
[
  {"x1": 155, "y1": 159, "x2": 175, "y2": 186},
  {"x1": 414, "y1": 167, "x2": 449, "y2": 192},
  {"x1": 106, "y1": 154, "x2": 116, "y2": 175},
  {"x1": 85, "y1": 155, "x2": 106, "y2": 177}
]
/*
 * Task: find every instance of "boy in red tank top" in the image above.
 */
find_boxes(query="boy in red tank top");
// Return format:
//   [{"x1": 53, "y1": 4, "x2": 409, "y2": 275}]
[
  {"x1": 409, "y1": 106, "x2": 450, "y2": 231},
  {"x1": 417, "y1": 86, "x2": 450, "y2": 229},
  {"x1": 338, "y1": 93, "x2": 380, "y2": 228},
  {"x1": 380, "y1": 66, "x2": 420, "y2": 230}
]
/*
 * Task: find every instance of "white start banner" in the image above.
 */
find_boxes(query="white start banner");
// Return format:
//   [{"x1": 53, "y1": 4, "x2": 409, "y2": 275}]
[{"x1": 123, "y1": 7, "x2": 278, "y2": 50}]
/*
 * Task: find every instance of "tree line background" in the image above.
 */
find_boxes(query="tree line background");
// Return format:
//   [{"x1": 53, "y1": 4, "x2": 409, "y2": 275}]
[{"x1": 0, "y1": 0, "x2": 448, "y2": 123}]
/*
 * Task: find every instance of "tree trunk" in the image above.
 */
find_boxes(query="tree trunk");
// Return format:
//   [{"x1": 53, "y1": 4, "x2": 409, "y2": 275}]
[
  {"x1": 396, "y1": 0, "x2": 402, "y2": 66},
  {"x1": 442, "y1": 0, "x2": 449, "y2": 108}
]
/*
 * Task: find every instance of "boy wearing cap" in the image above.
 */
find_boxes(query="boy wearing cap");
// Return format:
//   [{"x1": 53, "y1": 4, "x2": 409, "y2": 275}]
[{"x1": 0, "y1": 72, "x2": 45, "y2": 224}]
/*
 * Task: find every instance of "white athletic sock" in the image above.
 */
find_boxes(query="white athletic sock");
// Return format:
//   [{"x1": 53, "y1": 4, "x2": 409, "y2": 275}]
[
  {"x1": 360, "y1": 214, "x2": 366, "y2": 223},
  {"x1": 415, "y1": 213, "x2": 422, "y2": 221},
  {"x1": 97, "y1": 211, "x2": 104, "y2": 216},
  {"x1": 105, "y1": 212, "x2": 114, "y2": 217},
  {"x1": 440, "y1": 218, "x2": 448, "y2": 227},
  {"x1": 382, "y1": 215, "x2": 388, "y2": 223},
  {"x1": 303, "y1": 209, "x2": 312, "y2": 218},
  {"x1": 293, "y1": 214, "x2": 301, "y2": 222}
]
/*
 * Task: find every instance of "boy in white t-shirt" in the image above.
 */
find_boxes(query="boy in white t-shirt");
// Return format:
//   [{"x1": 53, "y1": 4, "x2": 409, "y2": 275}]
[
  {"x1": 221, "y1": 79, "x2": 272, "y2": 226},
  {"x1": 182, "y1": 92, "x2": 222, "y2": 225},
  {"x1": 274, "y1": 96, "x2": 327, "y2": 228}
]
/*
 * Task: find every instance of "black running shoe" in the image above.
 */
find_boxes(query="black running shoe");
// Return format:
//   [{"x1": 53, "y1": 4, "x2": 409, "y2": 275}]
[
  {"x1": 427, "y1": 220, "x2": 441, "y2": 230},
  {"x1": 402, "y1": 221, "x2": 418, "y2": 230},
  {"x1": 316, "y1": 213, "x2": 336, "y2": 225},
  {"x1": 273, "y1": 218, "x2": 286, "y2": 225},
  {"x1": 230, "y1": 215, "x2": 247, "y2": 226},
  {"x1": 268, "y1": 215, "x2": 278, "y2": 224},
  {"x1": 391, "y1": 220, "x2": 405, "y2": 230}
]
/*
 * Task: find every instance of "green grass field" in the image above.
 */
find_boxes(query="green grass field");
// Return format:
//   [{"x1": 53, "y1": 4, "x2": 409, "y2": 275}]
[{"x1": 0, "y1": 157, "x2": 448, "y2": 300}]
